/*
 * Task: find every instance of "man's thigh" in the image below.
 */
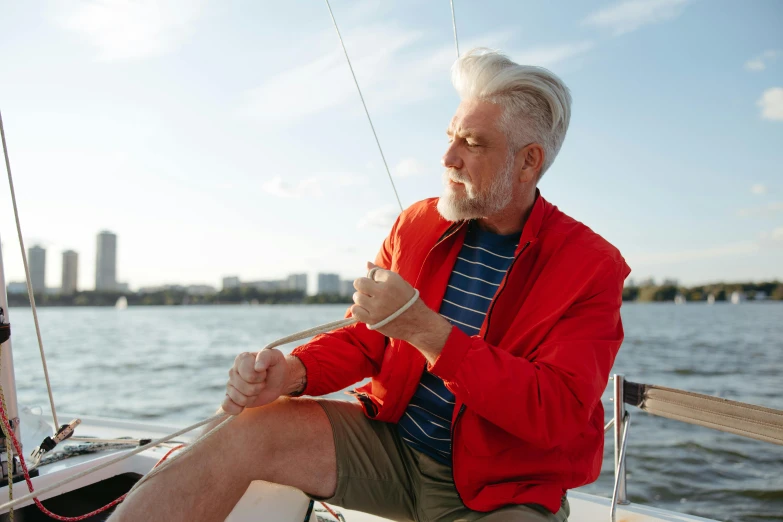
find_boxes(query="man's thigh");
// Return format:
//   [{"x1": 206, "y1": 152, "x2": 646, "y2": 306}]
[
  {"x1": 310, "y1": 399, "x2": 417, "y2": 522},
  {"x1": 471, "y1": 497, "x2": 570, "y2": 522},
  {"x1": 413, "y1": 451, "x2": 569, "y2": 522}
]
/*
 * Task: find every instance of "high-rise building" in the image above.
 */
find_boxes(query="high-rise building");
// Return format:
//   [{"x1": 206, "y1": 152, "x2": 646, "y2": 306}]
[
  {"x1": 95, "y1": 231, "x2": 117, "y2": 291},
  {"x1": 28, "y1": 245, "x2": 46, "y2": 293},
  {"x1": 61, "y1": 250, "x2": 78, "y2": 295},
  {"x1": 317, "y1": 273, "x2": 340, "y2": 295},
  {"x1": 222, "y1": 276, "x2": 240, "y2": 290},
  {"x1": 340, "y1": 279, "x2": 355, "y2": 297},
  {"x1": 287, "y1": 273, "x2": 307, "y2": 292}
]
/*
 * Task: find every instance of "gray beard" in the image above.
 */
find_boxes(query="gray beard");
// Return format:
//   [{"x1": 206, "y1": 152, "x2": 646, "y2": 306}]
[{"x1": 436, "y1": 155, "x2": 515, "y2": 222}]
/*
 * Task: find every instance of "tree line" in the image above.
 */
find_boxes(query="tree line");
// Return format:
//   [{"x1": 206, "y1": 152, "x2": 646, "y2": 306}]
[
  {"x1": 8, "y1": 280, "x2": 782, "y2": 306},
  {"x1": 5, "y1": 287, "x2": 353, "y2": 307},
  {"x1": 622, "y1": 281, "x2": 783, "y2": 302}
]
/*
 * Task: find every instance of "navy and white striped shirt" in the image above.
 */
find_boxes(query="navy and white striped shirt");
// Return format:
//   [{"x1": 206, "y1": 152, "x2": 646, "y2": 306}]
[{"x1": 397, "y1": 221, "x2": 519, "y2": 465}]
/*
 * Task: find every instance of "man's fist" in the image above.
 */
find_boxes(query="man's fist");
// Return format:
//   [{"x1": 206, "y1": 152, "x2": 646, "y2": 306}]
[{"x1": 222, "y1": 349, "x2": 288, "y2": 415}]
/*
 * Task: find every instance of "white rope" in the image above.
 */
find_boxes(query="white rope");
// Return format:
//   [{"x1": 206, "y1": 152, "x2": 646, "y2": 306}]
[
  {"x1": 262, "y1": 318, "x2": 356, "y2": 351},
  {"x1": 323, "y1": 0, "x2": 403, "y2": 213},
  {"x1": 367, "y1": 289, "x2": 419, "y2": 330},
  {"x1": 0, "y1": 110, "x2": 59, "y2": 431},
  {"x1": 125, "y1": 413, "x2": 234, "y2": 496},
  {"x1": 0, "y1": 283, "x2": 420, "y2": 510},
  {"x1": 449, "y1": 0, "x2": 460, "y2": 58}
]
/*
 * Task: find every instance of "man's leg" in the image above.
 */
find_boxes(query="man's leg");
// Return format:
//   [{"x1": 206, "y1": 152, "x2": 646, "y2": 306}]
[
  {"x1": 109, "y1": 397, "x2": 336, "y2": 522},
  {"x1": 412, "y1": 450, "x2": 570, "y2": 522},
  {"x1": 471, "y1": 497, "x2": 570, "y2": 522}
]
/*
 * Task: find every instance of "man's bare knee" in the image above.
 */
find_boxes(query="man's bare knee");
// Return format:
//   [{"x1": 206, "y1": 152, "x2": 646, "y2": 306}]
[{"x1": 222, "y1": 397, "x2": 336, "y2": 496}]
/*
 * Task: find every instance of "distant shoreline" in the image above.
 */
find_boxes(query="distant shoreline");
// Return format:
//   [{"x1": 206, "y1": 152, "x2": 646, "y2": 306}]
[
  {"x1": 7, "y1": 280, "x2": 781, "y2": 307},
  {"x1": 5, "y1": 289, "x2": 353, "y2": 308},
  {"x1": 622, "y1": 281, "x2": 781, "y2": 302}
]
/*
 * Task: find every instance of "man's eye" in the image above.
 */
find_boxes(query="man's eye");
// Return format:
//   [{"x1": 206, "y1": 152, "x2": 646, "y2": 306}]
[{"x1": 466, "y1": 140, "x2": 478, "y2": 147}]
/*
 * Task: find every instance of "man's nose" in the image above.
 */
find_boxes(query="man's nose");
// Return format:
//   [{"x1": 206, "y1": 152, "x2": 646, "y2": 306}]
[{"x1": 441, "y1": 142, "x2": 464, "y2": 170}]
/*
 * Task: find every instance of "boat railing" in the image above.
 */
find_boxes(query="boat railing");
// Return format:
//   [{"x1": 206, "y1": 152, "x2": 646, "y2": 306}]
[{"x1": 609, "y1": 373, "x2": 783, "y2": 522}]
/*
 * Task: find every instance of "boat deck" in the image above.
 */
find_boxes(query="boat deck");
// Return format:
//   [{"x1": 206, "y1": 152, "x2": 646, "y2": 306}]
[{"x1": 0, "y1": 414, "x2": 717, "y2": 522}]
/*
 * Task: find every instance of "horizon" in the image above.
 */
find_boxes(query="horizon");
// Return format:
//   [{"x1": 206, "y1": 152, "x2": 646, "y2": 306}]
[{"x1": 1, "y1": 0, "x2": 781, "y2": 291}]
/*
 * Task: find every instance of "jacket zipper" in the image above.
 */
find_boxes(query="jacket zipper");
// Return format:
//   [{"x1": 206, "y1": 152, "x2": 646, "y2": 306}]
[
  {"x1": 483, "y1": 240, "x2": 531, "y2": 338},
  {"x1": 352, "y1": 223, "x2": 465, "y2": 421},
  {"x1": 450, "y1": 239, "x2": 532, "y2": 503}
]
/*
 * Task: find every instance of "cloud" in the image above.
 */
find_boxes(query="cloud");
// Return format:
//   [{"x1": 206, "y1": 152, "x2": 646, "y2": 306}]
[
  {"x1": 751, "y1": 184, "x2": 768, "y2": 195},
  {"x1": 393, "y1": 158, "x2": 430, "y2": 178},
  {"x1": 241, "y1": 23, "x2": 426, "y2": 125},
  {"x1": 514, "y1": 41, "x2": 595, "y2": 65},
  {"x1": 357, "y1": 205, "x2": 399, "y2": 230},
  {"x1": 261, "y1": 173, "x2": 367, "y2": 198},
  {"x1": 736, "y1": 202, "x2": 783, "y2": 217},
  {"x1": 331, "y1": 173, "x2": 368, "y2": 187},
  {"x1": 759, "y1": 226, "x2": 783, "y2": 247},
  {"x1": 262, "y1": 176, "x2": 321, "y2": 199},
  {"x1": 745, "y1": 50, "x2": 779, "y2": 72},
  {"x1": 56, "y1": 0, "x2": 205, "y2": 61},
  {"x1": 240, "y1": 20, "x2": 592, "y2": 126},
  {"x1": 583, "y1": 0, "x2": 689, "y2": 36},
  {"x1": 757, "y1": 87, "x2": 783, "y2": 121}
]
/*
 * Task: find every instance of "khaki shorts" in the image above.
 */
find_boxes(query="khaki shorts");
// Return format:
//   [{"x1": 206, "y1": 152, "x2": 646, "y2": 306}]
[{"x1": 311, "y1": 399, "x2": 570, "y2": 522}]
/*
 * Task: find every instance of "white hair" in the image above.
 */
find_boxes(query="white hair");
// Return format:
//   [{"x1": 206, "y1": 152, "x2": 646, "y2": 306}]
[{"x1": 451, "y1": 48, "x2": 572, "y2": 177}]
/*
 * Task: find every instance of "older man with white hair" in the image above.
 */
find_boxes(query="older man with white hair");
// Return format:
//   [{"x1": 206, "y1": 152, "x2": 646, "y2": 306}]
[{"x1": 111, "y1": 48, "x2": 630, "y2": 522}]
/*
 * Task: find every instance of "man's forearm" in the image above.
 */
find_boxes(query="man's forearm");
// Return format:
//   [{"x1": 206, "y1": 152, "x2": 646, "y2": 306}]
[
  {"x1": 284, "y1": 355, "x2": 307, "y2": 396},
  {"x1": 405, "y1": 301, "x2": 453, "y2": 365}
]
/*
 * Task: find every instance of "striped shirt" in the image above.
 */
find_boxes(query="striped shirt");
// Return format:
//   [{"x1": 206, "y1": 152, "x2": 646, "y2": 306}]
[{"x1": 397, "y1": 221, "x2": 519, "y2": 465}]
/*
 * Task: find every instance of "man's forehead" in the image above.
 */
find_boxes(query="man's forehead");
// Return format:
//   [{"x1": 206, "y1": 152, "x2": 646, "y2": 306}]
[{"x1": 447, "y1": 100, "x2": 502, "y2": 134}]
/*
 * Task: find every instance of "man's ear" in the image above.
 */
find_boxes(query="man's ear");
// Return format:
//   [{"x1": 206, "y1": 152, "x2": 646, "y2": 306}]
[{"x1": 517, "y1": 143, "x2": 545, "y2": 183}]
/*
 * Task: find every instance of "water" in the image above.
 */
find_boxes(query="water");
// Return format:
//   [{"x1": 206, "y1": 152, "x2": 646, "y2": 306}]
[{"x1": 4, "y1": 303, "x2": 782, "y2": 521}]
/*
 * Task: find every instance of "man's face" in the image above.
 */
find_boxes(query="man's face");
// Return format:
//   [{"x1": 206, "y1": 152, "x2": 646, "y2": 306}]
[{"x1": 438, "y1": 99, "x2": 516, "y2": 222}]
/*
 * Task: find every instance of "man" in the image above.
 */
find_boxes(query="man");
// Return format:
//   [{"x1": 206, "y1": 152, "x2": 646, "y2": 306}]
[{"x1": 111, "y1": 48, "x2": 630, "y2": 522}]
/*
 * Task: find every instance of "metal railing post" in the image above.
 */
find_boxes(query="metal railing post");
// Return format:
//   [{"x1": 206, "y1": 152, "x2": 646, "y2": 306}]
[{"x1": 613, "y1": 374, "x2": 629, "y2": 505}]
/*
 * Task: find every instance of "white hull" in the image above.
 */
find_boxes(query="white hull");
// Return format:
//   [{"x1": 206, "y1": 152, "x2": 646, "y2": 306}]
[{"x1": 0, "y1": 413, "x2": 718, "y2": 522}]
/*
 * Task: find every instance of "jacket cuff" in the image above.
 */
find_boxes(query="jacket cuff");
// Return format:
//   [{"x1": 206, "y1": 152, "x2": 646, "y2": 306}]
[
  {"x1": 290, "y1": 347, "x2": 322, "y2": 396},
  {"x1": 428, "y1": 325, "x2": 471, "y2": 382}
]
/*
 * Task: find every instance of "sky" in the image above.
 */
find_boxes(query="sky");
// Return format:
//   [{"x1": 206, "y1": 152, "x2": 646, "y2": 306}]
[{"x1": 0, "y1": 0, "x2": 781, "y2": 293}]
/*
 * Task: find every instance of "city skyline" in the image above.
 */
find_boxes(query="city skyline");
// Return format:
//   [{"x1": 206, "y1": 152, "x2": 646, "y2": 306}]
[
  {"x1": 0, "y1": 1, "x2": 780, "y2": 288},
  {"x1": 4, "y1": 237, "x2": 358, "y2": 296}
]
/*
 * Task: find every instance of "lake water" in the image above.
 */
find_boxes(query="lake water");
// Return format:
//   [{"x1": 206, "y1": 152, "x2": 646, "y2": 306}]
[{"x1": 4, "y1": 303, "x2": 782, "y2": 522}]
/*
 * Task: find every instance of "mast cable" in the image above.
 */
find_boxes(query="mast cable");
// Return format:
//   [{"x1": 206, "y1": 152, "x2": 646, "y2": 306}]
[
  {"x1": 0, "y1": 110, "x2": 59, "y2": 431},
  {"x1": 450, "y1": 0, "x2": 460, "y2": 58},
  {"x1": 323, "y1": 0, "x2": 403, "y2": 213}
]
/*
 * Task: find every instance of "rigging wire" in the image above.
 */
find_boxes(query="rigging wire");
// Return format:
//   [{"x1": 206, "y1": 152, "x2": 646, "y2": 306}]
[
  {"x1": 0, "y1": 110, "x2": 59, "y2": 431},
  {"x1": 323, "y1": 0, "x2": 403, "y2": 213},
  {"x1": 450, "y1": 0, "x2": 460, "y2": 58}
]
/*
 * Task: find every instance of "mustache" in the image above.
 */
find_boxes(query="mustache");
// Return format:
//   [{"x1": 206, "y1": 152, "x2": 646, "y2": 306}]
[{"x1": 444, "y1": 168, "x2": 470, "y2": 183}]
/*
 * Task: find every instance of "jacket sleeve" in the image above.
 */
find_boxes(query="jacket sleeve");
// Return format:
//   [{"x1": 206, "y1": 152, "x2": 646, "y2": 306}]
[
  {"x1": 429, "y1": 257, "x2": 627, "y2": 448},
  {"x1": 290, "y1": 213, "x2": 400, "y2": 396}
]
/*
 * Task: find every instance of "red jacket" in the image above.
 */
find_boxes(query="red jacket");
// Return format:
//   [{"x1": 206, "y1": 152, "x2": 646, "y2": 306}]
[{"x1": 292, "y1": 193, "x2": 630, "y2": 514}]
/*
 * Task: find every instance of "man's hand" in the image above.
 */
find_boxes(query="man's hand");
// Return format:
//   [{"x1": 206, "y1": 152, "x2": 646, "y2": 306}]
[
  {"x1": 352, "y1": 262, "x2": 453, "y2": 364},
  {"x1": 222, "y1": 349, "x2": 289, "y2": 415}
]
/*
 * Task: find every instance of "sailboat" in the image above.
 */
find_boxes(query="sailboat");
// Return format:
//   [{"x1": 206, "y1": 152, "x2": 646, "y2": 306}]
[{"x1": 2, "y1": 3, "x2": 782, "y2": 522}]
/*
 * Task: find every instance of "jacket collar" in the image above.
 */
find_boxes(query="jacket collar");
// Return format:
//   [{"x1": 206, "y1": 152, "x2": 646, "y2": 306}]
[{"x1": 519, "y1": 189, "x2": 549, "y2": 249}]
